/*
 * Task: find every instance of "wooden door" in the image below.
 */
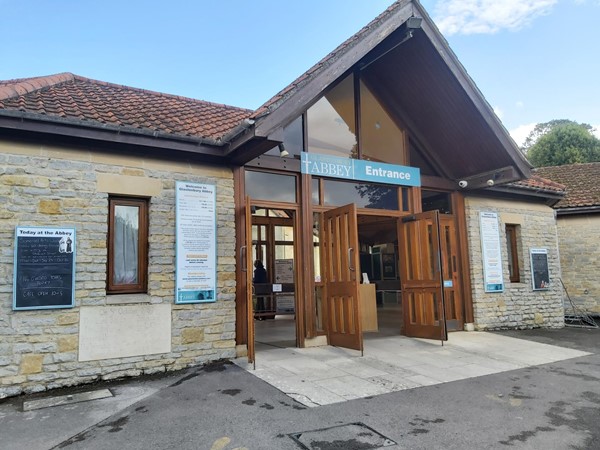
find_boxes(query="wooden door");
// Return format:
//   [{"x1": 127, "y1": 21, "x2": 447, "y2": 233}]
[
  {"x1": 398, "y1": 210, "x2": 447, "y2": 342},
  {"x1": 244, "y1": 196, "x2": 255, "y2": 367},
  {"x1": 323, "y1": 203, "x2": 363, "y2": 352},
  {"x1": 439, "y1": 216, "x2": 463, "y2": 331}
]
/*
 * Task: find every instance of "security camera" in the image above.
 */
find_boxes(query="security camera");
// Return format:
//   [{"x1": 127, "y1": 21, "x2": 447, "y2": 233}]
[
  {"x1": 458, "y1": 180, "x2": 468, "y2": 188},
  {"x1": 486, "y1": 179, "x2": 495, "y2": 186}
]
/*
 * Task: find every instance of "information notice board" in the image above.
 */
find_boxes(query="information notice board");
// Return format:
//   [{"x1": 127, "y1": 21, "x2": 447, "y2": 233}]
[
  {"x1": 530, "y1": 248, "x2": 550, "y2": 290},
  {"x1": 13, "y1": 227, "x2": 76, "y2": 310},
  {"x1": 175, "y1": 182, "x2": 217, "y2": 304},
  {"x1": 479, "y1": 212, "x2": 504, "y2": 292}
]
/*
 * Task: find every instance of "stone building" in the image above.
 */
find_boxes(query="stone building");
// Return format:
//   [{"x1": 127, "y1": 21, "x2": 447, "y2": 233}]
[
  {"x1": 0, "y1": 75, "x2": 247, "y2": 398},
  {"x1": 0, "y1": 0, "x2": 568, "y2": 398},
  {"x1": 463, "y1": 177, "x2": 566, "y2": 330},
  {"x1": 535, "y1": 163, "x2": 600, "y2": 315}
]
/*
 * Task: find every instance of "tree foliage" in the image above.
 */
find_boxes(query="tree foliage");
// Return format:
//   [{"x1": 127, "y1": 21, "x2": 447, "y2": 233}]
[
  {"x1": 524, "y1": 120, "x2": 600, "y2": 167},
  {"x1": 521, "y1": 119, "x2": 592, "y2": 151}
]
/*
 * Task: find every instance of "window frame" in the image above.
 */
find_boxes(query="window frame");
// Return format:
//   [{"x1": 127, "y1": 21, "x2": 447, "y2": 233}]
[
  {"x1": 505, "y1": 224, "x2": 520, "y2": 283},
  {"x1": 107, "y1": 196, "x2": 149, "y2": 294}
]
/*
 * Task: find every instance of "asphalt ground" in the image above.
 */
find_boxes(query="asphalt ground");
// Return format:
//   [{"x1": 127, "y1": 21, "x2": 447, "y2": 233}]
[{"x1": 1, "y1": 325, "x2": 598, "y2": 450}]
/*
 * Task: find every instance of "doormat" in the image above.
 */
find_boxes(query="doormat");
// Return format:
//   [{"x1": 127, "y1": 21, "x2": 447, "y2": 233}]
[{"x1": 289, "y1": 422, "x2": 396, "y2": 450}]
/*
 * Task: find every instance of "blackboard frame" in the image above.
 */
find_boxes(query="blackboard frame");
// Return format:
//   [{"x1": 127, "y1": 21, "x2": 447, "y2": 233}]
[
  {"x1": 13, "y1": 226, "x2": 76, "y2": 311},
  {"x1": 530, "y1": 248, "x2": 550, "y2": 291}
]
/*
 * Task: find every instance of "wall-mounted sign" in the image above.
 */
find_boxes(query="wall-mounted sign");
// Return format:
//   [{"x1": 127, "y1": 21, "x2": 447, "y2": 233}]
[
  {"x1": 13, "y1": 227, "x2": 76, "y2": 310},
  {"x1": 479, "y1": 212, "x2": 504, "y2": 293},
  {"x1": 276, "y1": 295, "x2": 295, "y2": 314},
  {"x1": 301, "y1": 152, "x2": 421, "y2": 187},
  {"x1": 175, "y1": 182, "x2": 217, "y2": 304},
  {"x1": 530, "y1": 248, "x2": 550, "y2": 290},
  {"x1": 274, "y1": 259, "x2": 294, "y2": 284}
]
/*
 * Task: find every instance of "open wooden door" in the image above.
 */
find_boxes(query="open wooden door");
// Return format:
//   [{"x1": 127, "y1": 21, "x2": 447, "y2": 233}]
[
  {"x1": 244, "y1": 196, "x2": 255, "y2": 368},
  {"x1": 323, "y1": 203, "x2": 363, "y2": 353},
  {"x1": 439, "y1": 215, "x2": 463, "y2": 331},
  {"x1": 398, "y1": 210, "x2": 448, "y2": 342}
]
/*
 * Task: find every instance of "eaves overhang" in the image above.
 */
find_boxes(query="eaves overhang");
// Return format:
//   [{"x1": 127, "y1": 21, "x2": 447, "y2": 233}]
[
  {"x1": 0, "y1": 109, "x2": 227, "y2": 163},
  {"x1": 556, "y1": 206, "x2": 600, "y2": 216},
  {"x1": 480, "y1": 185, "x2": 564, "y2": 207}
]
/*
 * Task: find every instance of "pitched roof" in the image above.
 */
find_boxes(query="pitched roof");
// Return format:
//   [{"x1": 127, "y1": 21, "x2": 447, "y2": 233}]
[
  {"x1": 241, "y1": 0, "x2": 531, "y2": 180},
  {"x1": 252, "y1": 1, "x2": 402, "y2": 119},
  {"x1": 0, "y1": 73, "x2": 252, "y2": 141},
  {"x1": 508, "y1": 175, "x2": 566, "y2": 195},
  {"x1": 0, "y1": 0, "x2": 533, "y2": 177},
  {"x1": 534, "y1": 163, "x2": 600, "y2": 210}
]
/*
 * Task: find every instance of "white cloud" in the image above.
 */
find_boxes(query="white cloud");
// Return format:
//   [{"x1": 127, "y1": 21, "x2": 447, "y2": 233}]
[
  {"x1": 493, "y1": 106, "x2": 504, "y2": 119},
  {"x1": 434, "y1": 0, "x2": 558, "y2": 36},
  {"x1": 510, "y1": 122, "x2": 536, "y2": 147},
  {"x1": 516, "y1": 101, "x2": 524, "y2": 108}
]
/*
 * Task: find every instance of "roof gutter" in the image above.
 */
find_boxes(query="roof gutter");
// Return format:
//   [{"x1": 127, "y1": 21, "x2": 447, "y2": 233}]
[{"x1": 556, "y1": 206, "x2": 600, "y2": 216}]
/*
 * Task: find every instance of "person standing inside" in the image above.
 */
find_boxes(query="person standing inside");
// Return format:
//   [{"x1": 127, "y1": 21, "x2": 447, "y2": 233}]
[{"x1": 253, "y1": 260, "x2": 268, "y2": 319}]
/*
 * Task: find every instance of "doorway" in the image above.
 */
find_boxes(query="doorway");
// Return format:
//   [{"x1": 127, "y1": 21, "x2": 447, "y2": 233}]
[
  {"x1": 320, "y1": 206, "x2": 455, "y2": 350},
  {"x1": 356, "y1": 214, "x2": 402, "y2": 338},
  {"x1": 249, "y1": 206, "x2": 299, "y2": 350}
]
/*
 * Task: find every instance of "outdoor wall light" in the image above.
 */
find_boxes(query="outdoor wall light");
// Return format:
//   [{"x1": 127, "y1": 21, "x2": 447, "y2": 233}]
[
  {"x1": 487, "y1": 179, "x2": 495, "y2": 186},
  {"x1": 359, "y1": 16, "x2": 423, "y2": 71},
  {"x1": 406, "y1": 16, "x2": 423, "y2": 29},
  {"x1": 458, "y1": 180, "x2": 468, "y2": 188},
  {"x1": 278, "y1": 143, "x2": 289, "y2": 158}
]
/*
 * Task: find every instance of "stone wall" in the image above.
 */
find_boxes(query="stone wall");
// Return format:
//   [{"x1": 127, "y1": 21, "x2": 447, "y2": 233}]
[
  {"x1": 464, "y1": 196, "x2": 564, "y2": 330},
  {"x1": 557, "y1": 214, "x2": 600, "y2": 314},
  {"x1": 0, "y1": 141, "x2": 236, "y2": 398}
]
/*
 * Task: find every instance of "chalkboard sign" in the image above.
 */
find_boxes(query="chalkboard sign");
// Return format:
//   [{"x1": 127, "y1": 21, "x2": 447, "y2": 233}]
[
  {"x1": 530, "y1": 248, "x2": 549, "y2": 291},
  {"x1": 13, "y1": 227, "x2": 76, "y2": 310}
]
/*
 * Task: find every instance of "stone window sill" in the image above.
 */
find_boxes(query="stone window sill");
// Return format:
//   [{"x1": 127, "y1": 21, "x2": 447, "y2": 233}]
[{"x1": 105, "y1": 293, "x2": 152, "y2": 305}]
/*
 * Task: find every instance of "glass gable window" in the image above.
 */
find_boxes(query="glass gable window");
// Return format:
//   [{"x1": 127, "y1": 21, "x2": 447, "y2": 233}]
[
  {"x1": 359, "y1": 80, "x2": 406, "y2": 165},
  {"x1": 323, "y1": 179, "x2": 399, "y2": 210},
  {"x1": 307, "y1": 73, "x2": 357, "y2": 158},
  {"x1": 265, "y1": 116, "x2": 304, "y2": 157},
  {"x1": 245, "y1": 170, "x2": 297, "y2": 203}
]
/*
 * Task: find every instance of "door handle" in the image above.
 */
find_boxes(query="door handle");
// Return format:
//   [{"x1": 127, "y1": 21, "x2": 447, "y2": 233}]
[
  {"x1": 240, "y1": 245, "x2": 247, "y2": 272},
  {"x1": 348, "y1": 248, "x2": 355, "y2": 271}
]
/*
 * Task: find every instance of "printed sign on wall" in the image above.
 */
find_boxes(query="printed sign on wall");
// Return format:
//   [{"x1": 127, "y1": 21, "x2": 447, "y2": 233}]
[
  {"x1": 175, "y1": 182, "x2": 217, "y2": 304},
  {"x1": 479, "y1": 212, "x2": 504, "y2": 293},
  {"x1": 13, "y1": 227, "x2": 76, "y2": 310}
]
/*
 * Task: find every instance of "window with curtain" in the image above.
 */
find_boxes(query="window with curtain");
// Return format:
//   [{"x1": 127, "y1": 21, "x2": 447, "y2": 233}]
[
  {"x1": 107, "y1": 197, "x2": 149, "y2": 293},
  {"x1": 506, "y1": 224, "x2": 521, "y2": 283}
]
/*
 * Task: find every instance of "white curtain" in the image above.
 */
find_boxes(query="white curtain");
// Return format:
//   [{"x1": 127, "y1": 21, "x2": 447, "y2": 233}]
[{"x1": 113, "y1": 206, "x2": 139, "y2": 284}]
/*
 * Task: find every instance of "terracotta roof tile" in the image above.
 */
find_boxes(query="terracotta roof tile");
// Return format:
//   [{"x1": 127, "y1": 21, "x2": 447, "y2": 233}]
[
  {"x1": 534, "y1": 163, "x2": 600, "y2": 209},
  {"x1": 0, "y1": 73, "x2": 252, "y2": 141},
  {"x1": 509, "y1": 175, "x2": 565, "y2": 194}
]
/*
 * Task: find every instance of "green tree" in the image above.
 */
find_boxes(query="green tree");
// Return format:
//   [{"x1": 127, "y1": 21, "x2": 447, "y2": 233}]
[
  {"x1": 521, "y1": 119, "x2": 593, "y2": 151},
  {"x1": 525, "y1": 121, "x2": 600, "y2": 167}
]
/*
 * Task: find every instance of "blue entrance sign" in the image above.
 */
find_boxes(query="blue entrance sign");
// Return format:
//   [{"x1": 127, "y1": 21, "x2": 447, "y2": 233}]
[{"x1": 301, "y1": 152, "x2": 420, "y2": 187}]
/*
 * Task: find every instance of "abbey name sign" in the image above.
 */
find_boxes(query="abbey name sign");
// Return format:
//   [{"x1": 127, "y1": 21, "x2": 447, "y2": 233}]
[{"x1": 301, "y1": 152, "x2": 420, "y2": 187}]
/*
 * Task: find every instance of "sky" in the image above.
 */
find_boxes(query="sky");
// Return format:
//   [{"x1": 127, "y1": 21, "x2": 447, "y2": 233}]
[{"x1": 2, "y1": 0, "x2": 599, "y2": 146}]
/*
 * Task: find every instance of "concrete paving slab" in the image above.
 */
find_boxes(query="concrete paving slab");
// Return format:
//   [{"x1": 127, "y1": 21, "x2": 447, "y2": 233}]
[{"x1": 233, "y1": 331, "x2": 590, "y2": 407}]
